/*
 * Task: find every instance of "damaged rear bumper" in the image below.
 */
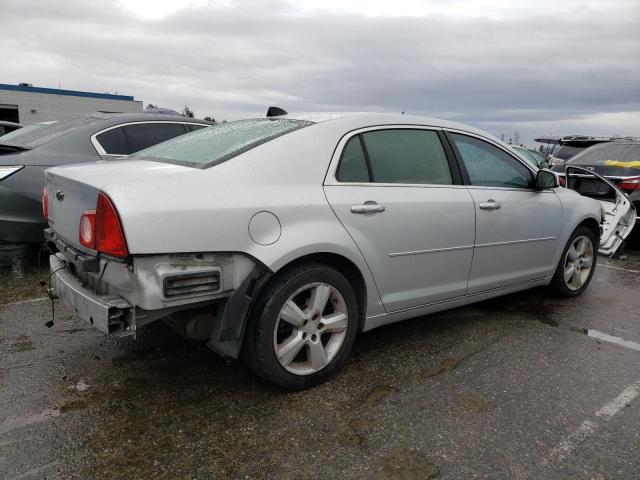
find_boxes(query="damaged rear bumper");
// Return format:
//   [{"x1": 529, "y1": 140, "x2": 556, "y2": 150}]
[
  {"x1": 50, "y1": 253, "x2": 134, "y2": 335},
  {"x1": 48, "y1": 232, "x2": 273, "y2": 358}
]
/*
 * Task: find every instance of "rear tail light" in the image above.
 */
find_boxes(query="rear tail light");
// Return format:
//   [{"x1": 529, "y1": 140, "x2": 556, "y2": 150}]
[
  {"x1": 559, "y1": 176, "x2": 566, "y2": 187},
  {"x1": 617, "y1": 176, "x2": 640, "y2": 192},
  {"x1": 42, "y1": 187, "x2": 48, "y2": 221},
  {"x1": 79, "y1": 192, "x2": 128, "y2": 257}
]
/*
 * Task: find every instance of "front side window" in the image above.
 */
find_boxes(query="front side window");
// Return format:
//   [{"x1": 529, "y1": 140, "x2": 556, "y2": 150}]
[
  {"x1": 124, "y1": 123, "x2": 187, "y2": 153},
  {"x1": 451, "y1": 134, "x2": 533, "y2": 188},
  {"x1": 335, "y1": 129, "x2": 453, "y2": 185},
  {"x1": 134, "y1": 118, "x2": 313, "y2": 168}
]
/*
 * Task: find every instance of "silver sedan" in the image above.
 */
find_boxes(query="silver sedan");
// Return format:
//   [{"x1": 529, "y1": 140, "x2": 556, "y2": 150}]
[{"x1": 44, "y1": 112, "x2": 636, "y2": 389}]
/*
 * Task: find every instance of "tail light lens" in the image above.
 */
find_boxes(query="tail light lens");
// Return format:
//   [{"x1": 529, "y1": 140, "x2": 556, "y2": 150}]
[
  {"x1": 617, "y1": 176, "x2": 640, "y2": 192},
  {"x1": 558, "y1": 176, "x2": 566, "y2": 187},
  {"x1": 79, "y1": 210, "x2": 96, "y2": 249},
  {"x1": 42, "y1": 187, "x2": 49, "y2": 221},
  {"x1": 79, "y1": 192, "x2": 128, "y2": 257}
]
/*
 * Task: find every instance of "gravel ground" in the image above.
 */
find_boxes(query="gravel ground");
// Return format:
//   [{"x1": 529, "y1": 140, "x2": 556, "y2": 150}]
[{"x1": 1, "y1": 239, "x2": 639, "y2": 479}]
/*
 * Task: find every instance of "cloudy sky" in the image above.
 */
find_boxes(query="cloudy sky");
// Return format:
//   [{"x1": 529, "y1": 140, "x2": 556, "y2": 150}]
[{"x1": 1, "y1": 0, "x2": 639, "y2": 145}]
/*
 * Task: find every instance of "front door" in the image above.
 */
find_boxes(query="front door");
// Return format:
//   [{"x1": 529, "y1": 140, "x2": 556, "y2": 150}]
[
  {"x1": 447, "y1": 132, "x2": 562, "y2": 293},
  {"x1": 324, "y1": 127, "x2": 476, "y2": 312}
]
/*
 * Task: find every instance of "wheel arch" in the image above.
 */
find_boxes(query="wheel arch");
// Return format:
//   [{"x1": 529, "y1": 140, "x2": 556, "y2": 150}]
[
  {"x1": 268, "y1": 252, "x2": 368, "y2": 332},
  {"x1": 577, "y1": 216, "x2": 601, "y2": 242},
  {"x1": 207, "y1": 250, "x2": 374, "y2": 360}
]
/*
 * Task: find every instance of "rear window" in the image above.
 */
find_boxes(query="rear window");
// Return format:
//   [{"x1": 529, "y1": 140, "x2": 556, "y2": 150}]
[
  {"x1": 567, "y1": 142, "x2": 640, "y2": 166},
  {"x1": 0, "y1": 116, "x2": 105, "y2": 149},
  {"x1": 554, "y1": 145, "x2": 583, "y2": 160},
  {"x1": 133, "y1": 118, "x2": 313, "y2": 168}
]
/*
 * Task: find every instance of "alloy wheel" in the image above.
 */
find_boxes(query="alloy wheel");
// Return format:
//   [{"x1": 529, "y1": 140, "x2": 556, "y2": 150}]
[
  {"x1": 273, "y1": 282, "x2": 349, "y2": 375},
  {"x1": 563, "y1": 235, "x2": 594, "y2": 291}
]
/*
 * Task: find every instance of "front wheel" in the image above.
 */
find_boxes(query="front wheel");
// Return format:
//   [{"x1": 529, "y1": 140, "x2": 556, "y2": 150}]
[
  {"x1": 549, "y1": 226, "x2": 598, "y2": 297},
  {"x1": 241, "y1": 263, "x2": 359, "y2": 390}
]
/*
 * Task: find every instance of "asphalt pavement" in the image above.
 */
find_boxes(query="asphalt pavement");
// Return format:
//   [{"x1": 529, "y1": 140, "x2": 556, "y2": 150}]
[{"x1": 1, "y1": 240, "x2": 639, "y2": 479}]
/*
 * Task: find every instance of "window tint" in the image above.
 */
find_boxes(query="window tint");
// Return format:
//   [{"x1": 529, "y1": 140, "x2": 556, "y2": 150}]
[
  {"x1": 134, "y1": 119, "x2": 313, "y2": 168},
  {"x1": 187, "y1": 124, "x2": 208, "y2": 132},
  {"x1": 336, "y1": 136, "x2": 370, "y2": 182},
  {"x1": 451, "y1": 134, "x2": 533, "y2": 188},
  {"x1": 96, "y1": 127, "x2": 128, "y2": 155},
  {"x1": 362, "y1": 129, "x2": 452, "y2": 184},
  {"x1": 124, "y1": 123, "x2": 187, "y2": 153}
]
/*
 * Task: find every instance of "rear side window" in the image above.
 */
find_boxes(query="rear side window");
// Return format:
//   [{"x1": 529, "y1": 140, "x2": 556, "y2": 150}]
[
  {"x1": 451, "y1": 134, "x2": 533, "y2": 189},
  {"x1": 96, "y1": 127, "x2": 128, "y2": 155},
  {"x1": 134, "y1": 119, "x2": 313, "y2": 168},
  {"x1": 336, "y1": 136, "x2": 370, "y2": 182},
  {"x1": 124, "y1": 123, "x2": 187, "y2": 153},
  {"x1": 362, "y1": 129, "x2": 452, "y2": 184}
]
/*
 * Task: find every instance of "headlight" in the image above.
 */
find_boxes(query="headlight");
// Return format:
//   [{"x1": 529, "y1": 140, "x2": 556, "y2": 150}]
[{"x1": 0, "y1": 165, "x2": 24, "y2": 181}]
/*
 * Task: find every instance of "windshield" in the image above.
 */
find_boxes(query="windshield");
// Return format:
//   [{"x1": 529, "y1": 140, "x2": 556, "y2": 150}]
[
  {"x1": 512, "y1": 147, "x2": 539, "y2": 167},
  {"x1": 134, "y1": 118, "x2": 314, "y2": 168}
]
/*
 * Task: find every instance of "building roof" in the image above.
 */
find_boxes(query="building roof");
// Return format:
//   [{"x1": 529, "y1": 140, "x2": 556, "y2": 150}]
[{"x1": 0, "y1": 83, "x2": 135, "y2": 101}]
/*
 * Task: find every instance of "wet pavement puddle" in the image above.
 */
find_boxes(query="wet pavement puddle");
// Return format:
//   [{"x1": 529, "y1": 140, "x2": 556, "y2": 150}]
[{"x1": 0, "y1": 242, "x2": 49, "y2": 306}]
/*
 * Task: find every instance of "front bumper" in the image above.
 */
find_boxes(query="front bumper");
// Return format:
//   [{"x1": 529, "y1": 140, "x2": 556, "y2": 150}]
[{"x1": 50, "y1": 253, "x2": 135, "y2": 335}]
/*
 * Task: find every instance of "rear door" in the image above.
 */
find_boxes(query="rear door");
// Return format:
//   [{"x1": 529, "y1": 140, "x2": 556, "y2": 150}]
[
  {"x1": 324, "y1": 127, "x2": 476, "y2": 313},
  {"x1": 565, "y1": 166, "x2": 636, "y2": 256},
  {"x1": 447, "y1": 132, "x2": 562, "y2": 293}
]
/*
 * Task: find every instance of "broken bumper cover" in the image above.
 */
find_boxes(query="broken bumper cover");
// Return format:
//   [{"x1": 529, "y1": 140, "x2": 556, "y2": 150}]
[{"x1": 49, "y1": 253, "x2": 134, "y2": 335}]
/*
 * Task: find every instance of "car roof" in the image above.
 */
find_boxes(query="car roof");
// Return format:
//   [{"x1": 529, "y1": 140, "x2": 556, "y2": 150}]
[{"x1": 283, "y1": 112, "x2": 499, "y2": 143}]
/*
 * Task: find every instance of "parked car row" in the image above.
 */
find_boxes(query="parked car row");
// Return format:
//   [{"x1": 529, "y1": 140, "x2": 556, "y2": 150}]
[
  {"x1": 0, "y1": 113, "x2": 214, "y2": 242},
  {"x1": 42, "y1": 111, "x2": 636, "y2": 389},
  {"x1": 552, "y1": 140, "x2": 640, "y2": 215}
]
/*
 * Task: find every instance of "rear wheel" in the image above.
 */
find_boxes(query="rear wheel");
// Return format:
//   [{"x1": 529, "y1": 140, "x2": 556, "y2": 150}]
[
  {"x1": 549, "y1": 226, "x2": 598, "y2": 297},
  {"x1": 242, "y1": 263, "x2": 359, "y2": 390}
]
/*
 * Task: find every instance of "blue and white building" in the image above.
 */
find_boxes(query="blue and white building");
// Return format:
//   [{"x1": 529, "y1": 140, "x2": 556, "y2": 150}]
[{"x1": 0, "y1": 83, "x2": 142, "y2": 125}]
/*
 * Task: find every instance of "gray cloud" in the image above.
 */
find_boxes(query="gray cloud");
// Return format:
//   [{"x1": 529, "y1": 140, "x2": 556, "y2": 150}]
[{"x1": 1, "y1": 0, "x2": 639, "y2": 144}]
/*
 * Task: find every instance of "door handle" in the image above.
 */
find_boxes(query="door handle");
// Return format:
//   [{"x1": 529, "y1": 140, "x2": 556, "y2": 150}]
[
  {"x1": 351, "y1": 203, "x2": 386, "y2": 214},
  {"x1": 479, "y1": 199, "x2": 501, "y2": 210}
]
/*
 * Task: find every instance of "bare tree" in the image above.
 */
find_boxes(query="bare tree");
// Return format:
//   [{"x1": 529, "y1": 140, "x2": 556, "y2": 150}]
[{"x1": 182, "y1": 105, "x2": 194, "y2": 118}]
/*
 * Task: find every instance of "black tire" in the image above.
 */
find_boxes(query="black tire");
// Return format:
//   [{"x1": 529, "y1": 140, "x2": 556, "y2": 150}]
[
  {"x1": 241, "y1": 262, "x2": 359, "y2": 390},
  {"x1": 548, "y1": 225, "x2": 598, "y2": 297}
]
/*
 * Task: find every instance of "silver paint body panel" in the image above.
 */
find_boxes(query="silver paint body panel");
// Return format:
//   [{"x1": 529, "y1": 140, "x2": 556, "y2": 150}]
[{"x1": 45, "y1": 113, "x2": 607, "y2": 331}]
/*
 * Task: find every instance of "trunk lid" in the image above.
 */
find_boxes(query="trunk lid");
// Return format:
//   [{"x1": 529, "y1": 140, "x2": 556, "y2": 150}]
[
  {"x1": 45, "y1": 159, "x2": 196, "y2": 251},
  {"x1": 565, "y1": 166, "x2": 637, "y2": 256}
]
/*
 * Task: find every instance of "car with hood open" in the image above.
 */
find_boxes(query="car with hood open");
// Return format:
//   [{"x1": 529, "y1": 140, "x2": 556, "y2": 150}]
[
  {"x1": 43, "y1": 111, "x2": 636, "y2": 389},
  {"x1": 0, "y1": 113, "x2": 214, "y2": 243}
]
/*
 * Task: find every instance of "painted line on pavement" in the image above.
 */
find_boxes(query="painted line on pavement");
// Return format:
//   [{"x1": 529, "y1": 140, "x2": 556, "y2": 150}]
[
  {"x1": 543, "y1": 381, "x2": 640, "y2": 465},
  {"x1": 600, "y1": 264, "x2": 640, "y2": 274},
  {"x1": 588, "y1": 329, "x2": 640, "y2": 352}
]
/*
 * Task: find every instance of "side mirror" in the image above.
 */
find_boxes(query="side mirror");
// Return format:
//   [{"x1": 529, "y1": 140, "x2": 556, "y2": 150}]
[{"x1": 536, "y1": 169, "x2": 559, "y2": 189}]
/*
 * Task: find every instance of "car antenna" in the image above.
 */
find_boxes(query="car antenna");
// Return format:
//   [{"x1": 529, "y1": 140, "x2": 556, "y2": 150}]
[{"x1": 266, "y1": 106, "x2": 288, "y2": 117}]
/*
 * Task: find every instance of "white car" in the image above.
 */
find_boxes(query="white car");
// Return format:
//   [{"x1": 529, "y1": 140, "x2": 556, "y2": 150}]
[{"x1": 44, "y1": 112, "x2": 636, "y2": 389}]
